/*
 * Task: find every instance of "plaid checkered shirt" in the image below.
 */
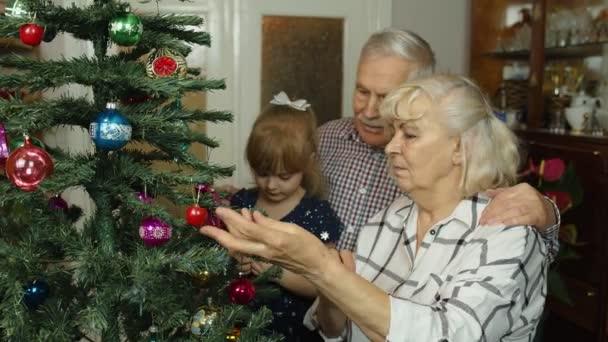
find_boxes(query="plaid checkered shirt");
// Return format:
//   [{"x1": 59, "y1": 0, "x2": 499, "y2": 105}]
[
  {"x1": 318, "y1": 118, "x2": 560, "y2": 261},
  {"x1": 348, "y1": 194, "x2": 548, "y2": 341}
]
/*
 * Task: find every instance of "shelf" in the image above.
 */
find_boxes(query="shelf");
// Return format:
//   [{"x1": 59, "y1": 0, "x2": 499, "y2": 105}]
[
  {"x1": 0, "y1": 37, "x2": 33, "y2": 53},
  {"x1": 516, "y1": 128, "x2": 608, "y2": 145},
  {"x1": 484, "y1": 42, "x2": 606, "y2": 60}
]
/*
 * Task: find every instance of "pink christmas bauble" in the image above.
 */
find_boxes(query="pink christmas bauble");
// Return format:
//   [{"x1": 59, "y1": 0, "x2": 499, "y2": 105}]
[
  {"x1": 5, "y1": 136, "x2": 53, "y2": 191},
  {"x1": 138, "y1": 216, "x2": 172, "y2": 247}
]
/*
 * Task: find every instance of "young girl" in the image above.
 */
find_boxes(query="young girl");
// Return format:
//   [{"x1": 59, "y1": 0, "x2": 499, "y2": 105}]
[{"x1": 230, "y1": 92, "x2": 342, "y2": 341}]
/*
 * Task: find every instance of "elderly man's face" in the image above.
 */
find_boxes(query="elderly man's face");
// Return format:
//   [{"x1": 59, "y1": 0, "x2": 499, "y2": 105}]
[
  {"x1": 384, "y1": 95, "x2": 461, "y2": 194},
  {"x1": 353, "y1": 55, "x2": 413, "y2": 148}
]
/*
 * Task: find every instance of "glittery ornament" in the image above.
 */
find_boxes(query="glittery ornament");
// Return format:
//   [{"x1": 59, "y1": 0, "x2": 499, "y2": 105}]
[
  {"x1": 5, "y1": 0, "x2": 28, "y2": 18},
  {"x1": 109, "y1": 12, "x2": 143, "y2": 46},
  {"x1": 48, "y1": 194, "x2": 68, "y2": 212},
  {"x1": 89, "y1": 102, "x2": 132, "y2": 151},
  {"x1": 226, "y1": 327, "x2": 240, "y2": 341},
  {"x1": 190, "y1": 305, "x2": 219, "y2": 336},
  {"x1": 5, "y1": 136, "x2": 54, "y2": 191},
  {"x1": 139, "y1": 216, "x2": 172, "y2": 247},
  {"x1": 227, "y1": 277, "x2": 255, "y2": 305},
  {"x1": 146, "y1": 48, "x2": 187, "y2": 78},
  {"x1": 23, "y1": 279, "x2": 50, "y2": 310}
]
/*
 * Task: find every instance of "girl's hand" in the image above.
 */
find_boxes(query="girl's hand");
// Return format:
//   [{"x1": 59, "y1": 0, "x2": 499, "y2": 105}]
[
  {"x1": 338, "y1": 250, "x2": 356, "y2": 272},
  {"x1": 200, "y1": 207, "x2": 330, "y2": 280},
  {"x1": 319, "y1": 249, "x2": 355, "y2": 307}
]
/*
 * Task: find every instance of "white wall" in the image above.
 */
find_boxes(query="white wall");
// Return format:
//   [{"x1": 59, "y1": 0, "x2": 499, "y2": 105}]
[
  {"x1": 391, "y1": 0, "x2": 470, "y2": 75},
  {"x1": 39, "y1": 0, "x2": 96, "y2": 230}
]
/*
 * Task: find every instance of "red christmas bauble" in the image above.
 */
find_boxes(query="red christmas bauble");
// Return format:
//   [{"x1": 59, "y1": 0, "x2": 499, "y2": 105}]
[
  {"x1": 5, "y1": 137, "x2": 54, "y2": 191},
  {"x1": 186, "y1": 205, "x2": 208, "y2": 227},
  {"x1": 0, "y1": 88, "x2": 17, "y2": 100},
  {"x1": 19, "y1": 23, "x2": 44, "y2": 46},
  {"x1": 227, "y1": 277, "x2": 256, "y2": 305},
  {"x1": 153, "y1": 56, "x2": 178, "y2": 76},
  {"x1": 120, "y1": 92, "x2": 153, "y2": 105},
  {"x1": 146, "y1": 48, "x2": 187, "y2": 78}
]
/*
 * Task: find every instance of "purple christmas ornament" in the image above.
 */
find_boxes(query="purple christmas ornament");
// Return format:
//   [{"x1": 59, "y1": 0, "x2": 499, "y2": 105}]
[
  {"x1": 135, "y1": 191, "x2": 153, "y2": 204},
  {"x1": 195, "y1": 183, "x2": 212, "y2": 193},
  {"x1": 0, "y1": 123, "x2": 9, "y2": 168},
  {"x1": 48, "y1": 195, "x2": 68, "y2": 212},
  {"x1": 207, "y1": 214, "x2": 225, "y2": 229},
  {"x1": 195, "y1": 183, "x2": 221, "y2": 203},
  {"x1": 138, "y1": 216, "x2": 172, "y2": 247}
]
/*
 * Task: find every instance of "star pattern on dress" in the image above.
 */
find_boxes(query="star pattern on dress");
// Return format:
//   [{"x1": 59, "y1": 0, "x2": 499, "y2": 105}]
[{"x1": 320, "y1": 231, "x2": 330, "y2": 241}]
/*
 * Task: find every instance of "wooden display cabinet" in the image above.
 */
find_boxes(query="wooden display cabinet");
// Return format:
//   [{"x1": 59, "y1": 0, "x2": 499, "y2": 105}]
[{"x1": 471, "y1": 1, "x2": 608, "y2": 341}]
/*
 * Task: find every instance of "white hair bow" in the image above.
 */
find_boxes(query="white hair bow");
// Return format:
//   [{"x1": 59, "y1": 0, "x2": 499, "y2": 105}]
[{"x1": 270, "y1": 91, "x2": 311, "y2": 111}]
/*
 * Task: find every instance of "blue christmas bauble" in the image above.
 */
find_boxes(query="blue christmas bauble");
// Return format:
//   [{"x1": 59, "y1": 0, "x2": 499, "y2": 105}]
[
  {"x1": 23, "y1": 279, "x2": 50, "y2": 310},
  {"x1": 89, "y1": 103, "x2": 132, "y2": 151}
]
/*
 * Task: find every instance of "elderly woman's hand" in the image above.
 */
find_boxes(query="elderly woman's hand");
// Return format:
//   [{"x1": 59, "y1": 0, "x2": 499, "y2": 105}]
[{"x1": 200, "y1": 207, "x2": 332, "y2": 279}]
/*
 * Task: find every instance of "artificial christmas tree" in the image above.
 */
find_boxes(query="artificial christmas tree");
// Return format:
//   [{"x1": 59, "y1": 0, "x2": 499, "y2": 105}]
[{"x1": 0, "y1": 1, "x2": 278, "y2": 340}]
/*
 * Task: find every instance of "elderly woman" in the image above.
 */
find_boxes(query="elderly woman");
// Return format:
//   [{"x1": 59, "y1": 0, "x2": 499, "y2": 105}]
[{"x1": 201, "y1": 74, "x2": 547, "y2": 341}]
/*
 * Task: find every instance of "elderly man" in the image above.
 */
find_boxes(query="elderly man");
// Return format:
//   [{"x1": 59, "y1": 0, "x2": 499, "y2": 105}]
[{"x1": 318, "y1": 28, "x2": 559, "y2": 258}]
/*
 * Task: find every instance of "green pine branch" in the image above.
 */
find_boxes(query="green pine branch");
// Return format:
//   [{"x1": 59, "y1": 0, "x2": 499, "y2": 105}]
[
  {"x1": 0, "y1": 55, "x2": 225, "y2": 98},
  {"x1": 0, "y1": 97, "x2": 95, "y2": 132},
  {"x1": 0, "y1": 2, "x2": 208, "y2": 51},
  {"x1": 0, "y1": 153, "x2": 96, "y2": 205},
  {"x1": 0, "y1": 0, "x2": 275, "y2": 340}
]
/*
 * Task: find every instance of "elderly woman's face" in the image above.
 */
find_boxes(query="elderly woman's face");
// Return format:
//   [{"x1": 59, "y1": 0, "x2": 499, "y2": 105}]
[{"x1": 385, "y1": 95, "x2": 461, "y2": 194}]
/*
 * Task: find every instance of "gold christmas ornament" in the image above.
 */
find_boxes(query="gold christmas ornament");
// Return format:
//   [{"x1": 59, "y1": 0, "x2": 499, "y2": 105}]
[
  {"x1": 193, "y1": 270, "x2": 211, "y2": 286},
  {"x1": 146, "y1": 48, "x2": 188, "y2": 78},
  {"x1": 226, "y1": 327, "x2": 240, "y2": 341}
]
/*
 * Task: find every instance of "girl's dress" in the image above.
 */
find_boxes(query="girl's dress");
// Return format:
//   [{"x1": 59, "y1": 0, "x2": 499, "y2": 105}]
[{"x1": 231, "y1": 188, "x2": 342, "y2": 342}]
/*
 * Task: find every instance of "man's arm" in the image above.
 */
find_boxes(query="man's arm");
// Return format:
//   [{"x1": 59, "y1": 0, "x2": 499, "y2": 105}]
[{"x1": 480, "y1": 183, "x2": 560, "y2": 261}]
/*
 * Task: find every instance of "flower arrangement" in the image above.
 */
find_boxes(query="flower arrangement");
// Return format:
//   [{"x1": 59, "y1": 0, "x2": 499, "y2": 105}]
[{"x1": 520, "y1": 158, "x2": 585, "y2": 305}]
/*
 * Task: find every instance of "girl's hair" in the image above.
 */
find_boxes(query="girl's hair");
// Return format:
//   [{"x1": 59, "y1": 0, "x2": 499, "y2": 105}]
[
  {"x1": 379, "y1": 74, "x2": 520, "y2": 197},
  {"x1": 246, "y1": 103, "x2": 325, "y2": 198}
]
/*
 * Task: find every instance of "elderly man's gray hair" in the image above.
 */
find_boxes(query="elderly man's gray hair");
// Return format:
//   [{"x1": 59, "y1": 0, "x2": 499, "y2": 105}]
[{"x1": 361, "y1": 28, "x2": 436, "y2": 81}]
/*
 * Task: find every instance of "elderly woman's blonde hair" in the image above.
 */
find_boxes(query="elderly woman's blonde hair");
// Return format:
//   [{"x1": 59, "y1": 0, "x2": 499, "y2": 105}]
[{"x1": 380, "y1": 74, "x2": 520, "y2": 197}]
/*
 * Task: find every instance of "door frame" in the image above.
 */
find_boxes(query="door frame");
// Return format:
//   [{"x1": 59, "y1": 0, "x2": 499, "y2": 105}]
[{"x1": 209, "y1": 0, "x2": 391, "y2": 187}]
